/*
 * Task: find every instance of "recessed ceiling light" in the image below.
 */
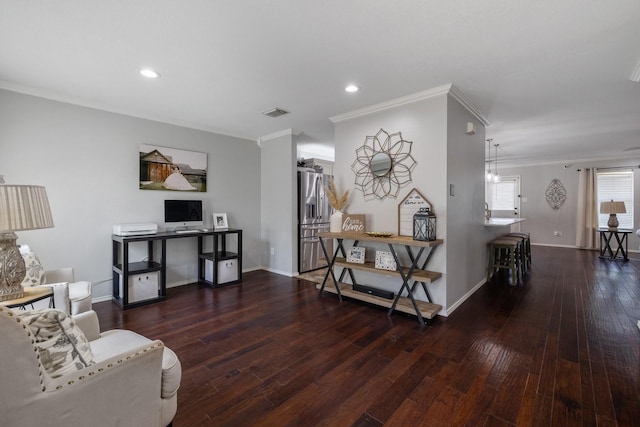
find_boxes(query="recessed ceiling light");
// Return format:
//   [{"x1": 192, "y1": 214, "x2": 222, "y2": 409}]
[
  {"x1": 345, "y1": 84, "x2": 359, "y2": 93},
  {"x1": 140, "y1": 68, "x2": 160, "y2": 79}
]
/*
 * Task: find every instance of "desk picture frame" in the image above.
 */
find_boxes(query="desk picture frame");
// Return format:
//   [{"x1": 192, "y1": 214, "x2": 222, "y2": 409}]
[
  {"x1": 346, "y1": 247, "x2": 366, "y2": 264},
  {"x1": 375, "y1": 250, "x2": 397, "y2": 271},
  {"x1": 213, "y1": 213, "x2": 228, "y2": 230}
]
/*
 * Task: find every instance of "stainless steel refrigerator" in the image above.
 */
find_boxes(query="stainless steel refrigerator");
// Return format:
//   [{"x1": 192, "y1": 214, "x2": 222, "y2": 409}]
[{"x1": 298, "y1": 170, "x2": 333, "y2": 273}]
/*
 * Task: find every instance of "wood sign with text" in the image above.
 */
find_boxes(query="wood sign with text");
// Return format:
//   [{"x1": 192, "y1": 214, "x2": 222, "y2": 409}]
[
  {"x1": 398, "y1": 188, "x2": 433, "y2": 236},
  {"x1": 342, "y1": 214, "x2": 366, "y2": 233}
]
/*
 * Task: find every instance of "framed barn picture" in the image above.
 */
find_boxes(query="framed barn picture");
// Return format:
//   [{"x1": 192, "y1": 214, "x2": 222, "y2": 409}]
[{"x1": 139, "y1": 144, "x2": 207, "y2": 192}]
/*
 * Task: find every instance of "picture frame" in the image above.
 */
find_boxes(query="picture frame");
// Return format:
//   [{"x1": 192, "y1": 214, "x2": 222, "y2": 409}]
[
  {"x1": 139, "y1": 144, "x2": 208, "y2": 192},
  {"x1": 398, "y1": 188, "x2": 433, "y2": 236},
  {"x1": 213, "y1": 213, "x2": 228, "y2": 230},
  {"x1": 346, "y1": 247, "x2": 366, "y2": 264},
  {"x1": 375, "y1": 251, "x2": 397, "y2": 271}
]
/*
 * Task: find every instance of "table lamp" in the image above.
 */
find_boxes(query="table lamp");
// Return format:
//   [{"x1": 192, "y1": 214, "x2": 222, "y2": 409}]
[
  {"x1": 0, "y1": 184, "x2": 54, "y2": 301},
  {"x1": 600, "y1": 200, "x2": 626, "y2": 230}
]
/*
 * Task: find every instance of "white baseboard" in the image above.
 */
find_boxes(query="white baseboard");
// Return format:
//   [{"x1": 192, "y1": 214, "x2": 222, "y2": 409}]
[
  {"x1": 440, "y1": 278, "x2": 487, "y2": 317},
  {"x1": 260, "y1": 266, "x2": 297, "y2": 277},
  {"x1": 531, "y1": 243, "x2": 577, "y2": 249}
]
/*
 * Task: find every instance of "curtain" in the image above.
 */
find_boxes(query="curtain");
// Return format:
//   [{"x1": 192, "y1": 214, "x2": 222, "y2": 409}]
[{"x1": 576, "y1": 168, "x2": 598, "y2": 249}]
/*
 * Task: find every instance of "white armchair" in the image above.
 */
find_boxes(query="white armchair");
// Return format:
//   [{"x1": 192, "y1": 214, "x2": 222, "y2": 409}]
[
  {"x1": 19, "y1": 245, "x2": 92, "y2": 314},
  {"x1": 45, "y1": 267, "x2": 92, "y2": 314},
  {"x1": 0, "y1": 307, "x2": 181, "y2": 427}
]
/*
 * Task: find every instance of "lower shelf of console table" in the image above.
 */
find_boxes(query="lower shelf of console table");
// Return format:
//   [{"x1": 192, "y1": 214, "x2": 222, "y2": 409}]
[{"x1": 315, "y1": 282, "x2": 442, "y2": 319}]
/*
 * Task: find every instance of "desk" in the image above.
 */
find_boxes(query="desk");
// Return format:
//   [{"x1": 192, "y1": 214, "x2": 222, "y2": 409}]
[
  {"x1": 112, "y1": 228, "x2": 242, "y2": 309},
  {"x1": 598, "y1": 228, "x2": 631, "y2": 261},
  {"x1": 0, "y1": 286, "x2": 53, "y2": 310}
]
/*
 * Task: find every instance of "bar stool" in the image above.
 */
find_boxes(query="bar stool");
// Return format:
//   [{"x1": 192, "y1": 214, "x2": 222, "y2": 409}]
[
  {"x1": 487, "y1": 237, "x2": 522, "y2": 285},
  {"x1": 505, "y1": 234, "x2": 529, "y2": 274},
  {"x1": 509, "y1": 232, "x2": 531, "y2": 268}
]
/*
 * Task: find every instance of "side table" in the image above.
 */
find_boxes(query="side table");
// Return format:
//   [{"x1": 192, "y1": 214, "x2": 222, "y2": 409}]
[
  {"x1": 0, "y1": 286, "x2": 54, "y2": 310},
  {"x1": 598, "y1": 228, "x2": 631, "y2": 261}
]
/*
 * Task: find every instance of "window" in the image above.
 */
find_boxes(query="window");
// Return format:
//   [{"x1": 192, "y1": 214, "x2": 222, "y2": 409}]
[
  {"x1": 597, "y1": 170, "x2": 634, "y2": 229},
  {"x1": 491, "y1": 180, "x2": 517, "y2": 211},
  {"x1": 486, "y1": 176, "x2": 520, "y2": 217}
]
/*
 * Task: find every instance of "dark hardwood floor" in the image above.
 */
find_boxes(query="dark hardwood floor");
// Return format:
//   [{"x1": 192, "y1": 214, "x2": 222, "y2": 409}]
[{"x1": 93, "y1": 246, "x2": 640, "y2": 426}]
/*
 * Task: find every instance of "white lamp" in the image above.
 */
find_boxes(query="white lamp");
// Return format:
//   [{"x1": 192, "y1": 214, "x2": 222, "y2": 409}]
[
  {"x1": 600, "y1": 200, "x2": 626, "y2": 230},
  {"x1": 0, "y1": 184, "x2": 54, "y2": 301}
]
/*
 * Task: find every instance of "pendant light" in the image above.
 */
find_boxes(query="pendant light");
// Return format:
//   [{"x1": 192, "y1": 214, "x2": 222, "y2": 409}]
[
  {"x1": 492, "y1": 143, "x2": 502, "y2": 183},
  {"x1": 485, "y1": 139, "x2": 494, "y2": 182}
]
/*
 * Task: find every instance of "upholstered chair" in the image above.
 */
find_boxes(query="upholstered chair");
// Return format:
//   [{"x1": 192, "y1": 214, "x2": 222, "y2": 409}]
[
  {"x1": 44, "y1": 267, "x2": 92, "y2": 314},
  {"x1": 0, "y1": 307, "x2": 181, "y2": 427},
  {"x1": 19, "y1": 245, "x2": 92, "y2": 314}
]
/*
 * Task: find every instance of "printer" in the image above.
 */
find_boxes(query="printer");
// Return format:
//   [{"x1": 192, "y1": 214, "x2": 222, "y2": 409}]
[{"x1": 112, "y1": 223, "x2": 158, "y2": 236}]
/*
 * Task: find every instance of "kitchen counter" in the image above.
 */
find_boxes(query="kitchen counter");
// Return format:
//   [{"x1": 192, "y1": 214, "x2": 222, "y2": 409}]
[{"x1": 484, "y1": 217, "x2": 526, "y2": 227}]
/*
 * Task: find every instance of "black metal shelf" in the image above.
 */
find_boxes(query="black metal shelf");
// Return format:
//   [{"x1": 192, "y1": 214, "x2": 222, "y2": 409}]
[
  {"x1": 112, "y1": 261, "x2": 162, "y2": 275},
  {"x1": 112, "y1": 228, "x2": 242, "y2": 309}
]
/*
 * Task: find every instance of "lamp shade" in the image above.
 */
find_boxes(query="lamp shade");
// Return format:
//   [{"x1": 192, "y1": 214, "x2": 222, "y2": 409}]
[
  {"x1": 599, "y1": 200, "x2": 626, "y2": 215},
  {"x1": 0, "y1": 185, "x2": 54, "y2": 232}
]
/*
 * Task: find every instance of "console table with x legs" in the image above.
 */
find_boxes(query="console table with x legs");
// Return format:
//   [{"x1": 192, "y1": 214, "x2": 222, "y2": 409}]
[{"x1": 317, "y1": 231, "x2": 443, "y2": 325}]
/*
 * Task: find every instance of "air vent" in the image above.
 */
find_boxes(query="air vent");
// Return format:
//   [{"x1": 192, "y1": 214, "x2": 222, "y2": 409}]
[{"x1": 262, "y1": 107, "x2": 289, "y2": 118}]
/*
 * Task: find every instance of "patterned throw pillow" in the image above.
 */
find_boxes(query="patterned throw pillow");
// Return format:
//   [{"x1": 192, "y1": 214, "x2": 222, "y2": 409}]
[
  {"x1": 19, "y1": 245, "x2": 45, "y2": 287},
  {"x1": 18, "y1": 308, "x2": 94, "y2": 378}
]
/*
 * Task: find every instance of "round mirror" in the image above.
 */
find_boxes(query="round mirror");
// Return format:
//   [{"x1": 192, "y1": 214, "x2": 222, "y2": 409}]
[{"x1": 370, "y1": 152, "x2": 392, "y2": 177}]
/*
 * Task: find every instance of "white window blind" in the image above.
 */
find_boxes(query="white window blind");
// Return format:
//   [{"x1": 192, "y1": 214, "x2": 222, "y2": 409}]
[
  {"x1": 492, "y1": 180, "x2": 516, "y2": 211},
  {"x1": 597, "y1": 170, "x2": 634, "y2": 229}
]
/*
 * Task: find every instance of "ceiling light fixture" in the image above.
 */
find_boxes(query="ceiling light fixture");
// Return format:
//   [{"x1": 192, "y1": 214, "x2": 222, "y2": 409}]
[
  {"x1": 485, "y1": 138, "x2": 494, "y2": 182},
  {"x1": 262, "y1": 107, "x2": 289, "y2": 118},
  {"x1": 345, "y1": 84, "x2": 359, "y2": 93},
  {"x1": 140, "y1": 68, "x2": 161, "y2": 79},
  {"x1": 492, "y1": 143, "x2": 502, "y2": 183}
]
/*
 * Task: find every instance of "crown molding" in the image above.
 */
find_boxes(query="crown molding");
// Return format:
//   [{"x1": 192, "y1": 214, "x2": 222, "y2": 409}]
[
  {"x1": 329, "y1": 84, "x2": 451, "y2": 123},
  {"x1": 0, "y1": 81, "x2": 254, "y2": 141},
  {"x1": 498, "y1": 153, "x2": 640, "y2": 169},
  {"x1": 448, "y1": 84, "x2": 491, "y2": 126},
  {"x1": 256, "y1": 128, "x2": 302, "y2": 147},
  {"x1": 329, "y1": 83, "x2": 490, "y2": 126}
]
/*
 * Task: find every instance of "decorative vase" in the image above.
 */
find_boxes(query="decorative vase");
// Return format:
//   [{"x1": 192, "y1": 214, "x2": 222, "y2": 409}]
[{"x1": 330, "y1": 211, "x2": 343, "y2": 233}]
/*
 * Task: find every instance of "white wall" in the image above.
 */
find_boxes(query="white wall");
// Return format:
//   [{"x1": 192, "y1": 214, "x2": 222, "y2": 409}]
[
  {"x1": 331, "y1": 86, "x2": 504, "y2": 314},
  {"x1": 500, "y1": 159, "x2": 640, "y2": 251},
  {"x1": 259, "y1": 131, "x2": 297, "y2": 275},
  {"x1": 445, "y1": 96, "x2": 492, "y2": 309},
  {"x1": 333, "y1": 92, "x2": 450, "y2": 307},
  {"x1": 0, "y1": 89, "x2": 261, "y2": 299}
]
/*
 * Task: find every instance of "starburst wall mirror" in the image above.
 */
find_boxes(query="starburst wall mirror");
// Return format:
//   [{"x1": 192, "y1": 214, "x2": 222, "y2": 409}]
[{"x1": 351, "y1": 128, "x2": 417, "y2": 200}]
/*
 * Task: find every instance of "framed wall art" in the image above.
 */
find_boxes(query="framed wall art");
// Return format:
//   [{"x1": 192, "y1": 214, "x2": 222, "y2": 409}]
[
  {"x1": 139, "y1": 144, "x2": 207, "y2": 192},
  {"x1": 398, "y1": 188, "x2": 433, "y2": 236}
]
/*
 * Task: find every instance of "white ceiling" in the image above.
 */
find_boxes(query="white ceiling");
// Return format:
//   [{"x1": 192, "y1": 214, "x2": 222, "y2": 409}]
[{"x1": 1, "y1": 1, "x2": 640, "y2": 166}]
